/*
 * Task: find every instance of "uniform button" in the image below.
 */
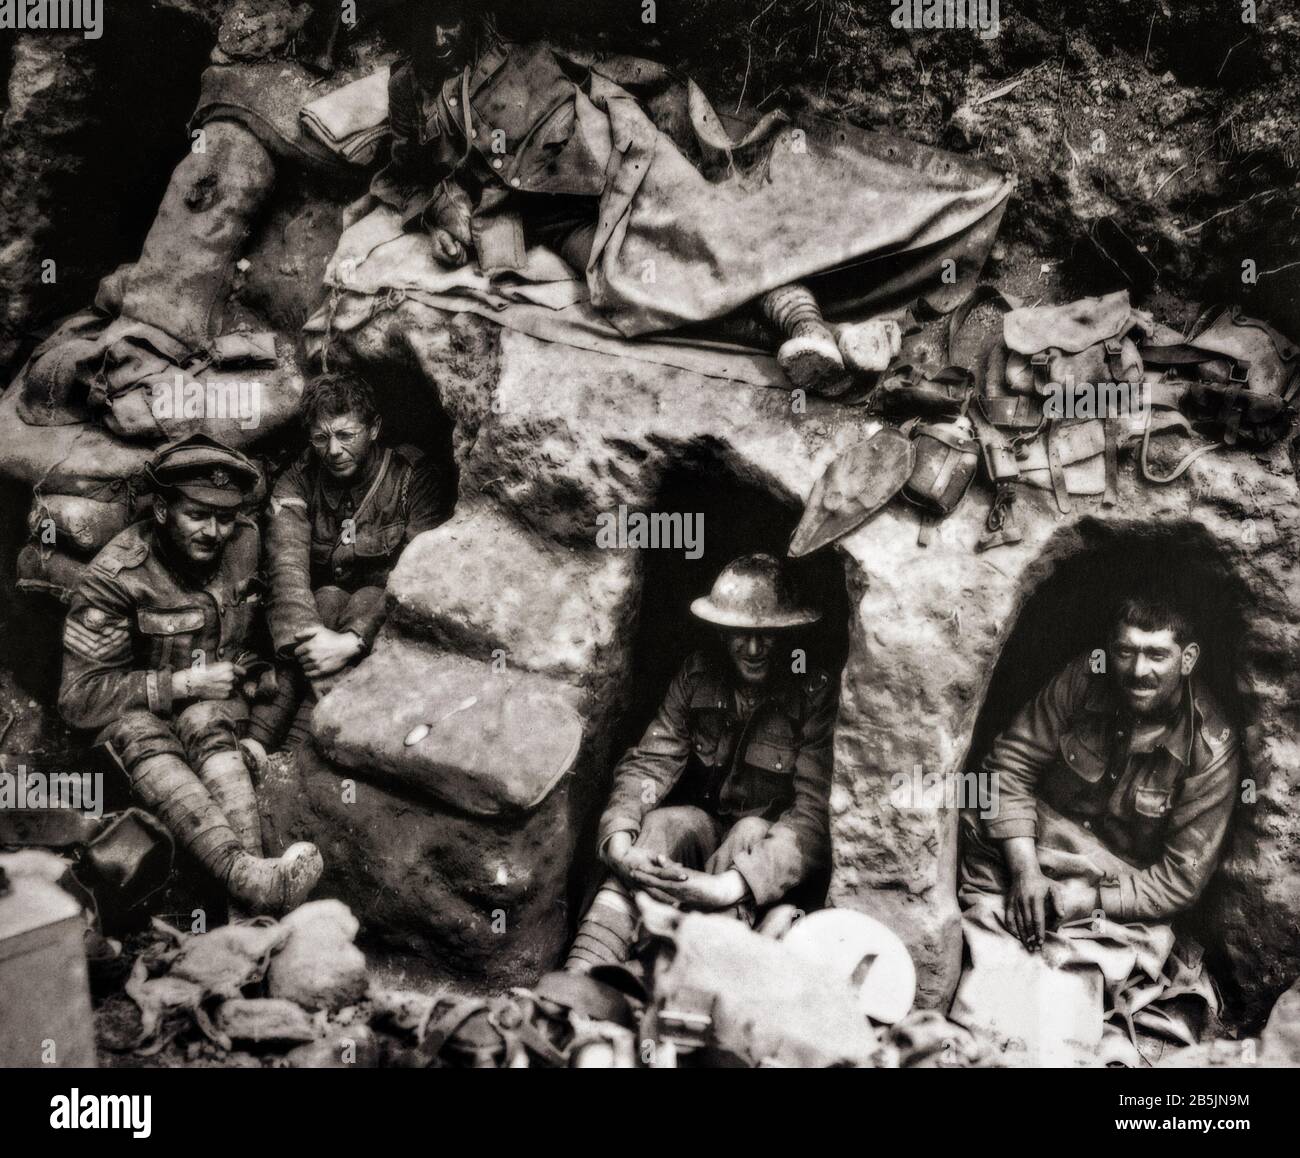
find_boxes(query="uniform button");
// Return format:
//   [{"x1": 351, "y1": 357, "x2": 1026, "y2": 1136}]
[
  {"x1": 774, "y1": 760, "x2": 782, "y2": 769},
  {"x1": 470, "y1": 128, "x2": 477, "y2": 139},
  {"x1": 492, "y1": 158, "x2": 503, "y2": 170},
  {"x1": 449, "y1": 96, "x2": 458, "y2": 106},
  {"x1": 510, "y1": 176, "x2": 521, "y2": 187},
  {"x1": 217, "y1": 647, "x2": 226, "y2": 659},
  {"x1": 1083, "y1": 820, "x2": 1092, "y2": 830}
]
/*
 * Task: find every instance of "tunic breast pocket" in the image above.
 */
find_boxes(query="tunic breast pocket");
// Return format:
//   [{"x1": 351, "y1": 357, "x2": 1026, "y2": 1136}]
[
  {"x1": 309, "y1": 534, "x2": 334, "y2": 570},
  {"x1": 687, "y1": 711, "x2": 725, "y2": 768},
  {"x1": 1059, "y1": 733, "x2": 1107, "y2": 783},
  {"x1": 137, "y1": 606, "x2": 206, "y2": 671},
  {"x1": 740, "y1": 722, "x2": 797, "y2": 816}
]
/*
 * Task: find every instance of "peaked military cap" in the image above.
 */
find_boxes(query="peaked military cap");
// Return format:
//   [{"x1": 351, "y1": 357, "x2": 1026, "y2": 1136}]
[{"x1": 145, "y1": 434, "x2": 261, "y2": 509}]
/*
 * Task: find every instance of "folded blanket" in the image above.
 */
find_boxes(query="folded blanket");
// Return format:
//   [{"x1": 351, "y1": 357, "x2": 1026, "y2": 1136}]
[
  {"x1": 300, "y1": 66, "x2": 391, "y2": 165},
  {"x1": 191, "y1": 61, "x2": 367, "y2": 171}
]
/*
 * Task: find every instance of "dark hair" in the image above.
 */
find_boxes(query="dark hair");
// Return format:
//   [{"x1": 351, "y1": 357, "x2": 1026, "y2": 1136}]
[
  {"x1": 302, "y1": 371, "x2": 379, "y2": 430},
  {"x1": 1110, "y1": 595, "x2": 1195, "y2": 648}
]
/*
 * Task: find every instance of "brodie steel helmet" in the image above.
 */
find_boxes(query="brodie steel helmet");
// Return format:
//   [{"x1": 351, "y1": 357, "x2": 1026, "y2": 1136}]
[{"x1": 690, "y1": 553, "x2": 820, "y2": 630}]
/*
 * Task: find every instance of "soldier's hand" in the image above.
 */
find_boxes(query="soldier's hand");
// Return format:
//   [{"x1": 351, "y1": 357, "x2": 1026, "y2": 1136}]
[
  {"x1": 293, "y1": 627, "x2": 365, "y2": 678},
  {"x1": 1006, "y1": 867, "x2": 1050, "y2": 953},
  {"x1": 610, "y1": 845, "x2": 689, "y2": 891},
  {"x1": 178, "y1": 661, "x2": 244, "y2": 701},
  {"x1": 641, "y1": 868, "x2": 747, "y2": 912},
  {"x1": 428, "y1": 226, "x2": 469, "y2": 267}
]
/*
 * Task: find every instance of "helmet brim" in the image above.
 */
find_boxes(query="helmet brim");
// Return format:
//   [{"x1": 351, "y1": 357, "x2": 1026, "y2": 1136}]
[{"x1": 689, "y1": 596, "x2": 821, "y2": 630}]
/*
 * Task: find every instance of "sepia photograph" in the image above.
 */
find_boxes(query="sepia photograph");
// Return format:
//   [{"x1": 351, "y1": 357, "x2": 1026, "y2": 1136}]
[{"x1": 0, "y1": 0, "x2": 1296, "y2": 1130}]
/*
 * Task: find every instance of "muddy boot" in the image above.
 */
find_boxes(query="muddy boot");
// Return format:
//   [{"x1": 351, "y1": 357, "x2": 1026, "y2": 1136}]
[
  {"x1": 128, "y1": 753, "x2": 321, "y2": 915},
  {"x1": 565, "y1": 880, "x2": 639, "y2": 972},
  {"x1": 196, "y1": 748, "x2": 263, "y2": 855},
  {"x1": 760, "y1": 282, "x2": 850, "y2": 396},
  {"x1": 836, "y1": 317, "x2": 903, "y2": 375},
  {"x1": 226, "y1": 842, "x2": 324, "y2": 915}
]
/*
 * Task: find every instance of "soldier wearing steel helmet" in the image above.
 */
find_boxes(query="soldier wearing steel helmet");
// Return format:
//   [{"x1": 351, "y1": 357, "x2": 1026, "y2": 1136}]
[{"x1": 566, "y1": 552, "x2": 836, "y2": 972}]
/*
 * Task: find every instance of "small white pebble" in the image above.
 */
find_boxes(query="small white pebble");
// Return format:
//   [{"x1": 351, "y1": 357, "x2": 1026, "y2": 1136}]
[{"x1": 403, "y1": 723, "x2": 430, "y2": 747}]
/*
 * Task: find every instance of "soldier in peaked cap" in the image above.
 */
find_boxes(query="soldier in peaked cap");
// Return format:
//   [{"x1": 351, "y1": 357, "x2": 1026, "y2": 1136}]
[
  {"x1": 58, "y1": 434, "x2": 323, "y2": 914},
  {"x1": 566, "y1": 553, "x2": 837, "y2": 971}
]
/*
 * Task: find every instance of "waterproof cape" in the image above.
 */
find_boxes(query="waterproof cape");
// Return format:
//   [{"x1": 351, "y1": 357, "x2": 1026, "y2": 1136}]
[{"x1": 585, "y1": 73, "x2": 1014, "y2": 336}]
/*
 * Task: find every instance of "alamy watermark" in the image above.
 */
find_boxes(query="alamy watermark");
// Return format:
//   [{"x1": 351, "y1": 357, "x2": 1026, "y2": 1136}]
[
  {"x1": 890, "y1": 763, "x2": 998, "y2": 819},
  {"x1": 0, "y1": 0, "x2": 103, "y2": 39},
  {"x1": 595, "y1": 504, "x2": 703, "y2": 559},
  {"x1": 890, "y1": 0, "x2": 1000, "y2": 40},
  {"x1": 50, "y1": 1089, "x2": 151, "y2": 1138},
  {"x1": 151, "y1": 372, "x2": 263, "y2": 431},
  {"x1": 0, "y1": 765, "x2": 103, "y2": 818},
  {"x1": 1042, "y1": 380, "x2": 1150, "y2": 422}
]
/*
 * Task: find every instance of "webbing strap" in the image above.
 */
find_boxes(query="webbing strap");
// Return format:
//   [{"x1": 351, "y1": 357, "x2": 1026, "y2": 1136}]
[{"x1": 1139, "y1": 411, "x2": 1221, "y2": 484}]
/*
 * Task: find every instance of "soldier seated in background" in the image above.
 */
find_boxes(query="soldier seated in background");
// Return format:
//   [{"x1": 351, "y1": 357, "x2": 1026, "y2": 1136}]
[
  {"x1": 566, "y1": 553, "x2": 837, "y2": 972},
  {"x1": 250, "y1": 371, "x2": 447, "y2": 750},
  {"x1": 58, "y1": 435, "x2": 323, "y2": 914}
]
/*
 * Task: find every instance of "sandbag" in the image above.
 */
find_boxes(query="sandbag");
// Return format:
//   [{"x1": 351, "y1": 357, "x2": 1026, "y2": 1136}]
[
  {"x1": 213, "y1": 998, "x2": 318, "y2": 1046},
  {"x1": 0, "y1": 372, "x2": 152, "y2": 494},
  {"x1": 19, "y1": 314, "x2": 191, "y2": 429},
  {"x1": 266, "y1": 900, "x2": 368, "y2": 1012},
  {"x1": 119, "y1": 119, "x2": 277, "y2": 349},
  {"x1": 16, "y1": 543, "x2": 89, "y2": 604},
  {"x1": 28, "y1": 493, "x2": 133, "y2": 558},
  {"x1": 98, "y1": 333, "x2": 306, "y2": 449}
]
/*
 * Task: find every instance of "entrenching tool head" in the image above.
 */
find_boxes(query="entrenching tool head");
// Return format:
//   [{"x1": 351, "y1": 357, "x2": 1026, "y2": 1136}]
[{"x1": 788, "y1": 426, "x2": 914, "y2": 557}]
